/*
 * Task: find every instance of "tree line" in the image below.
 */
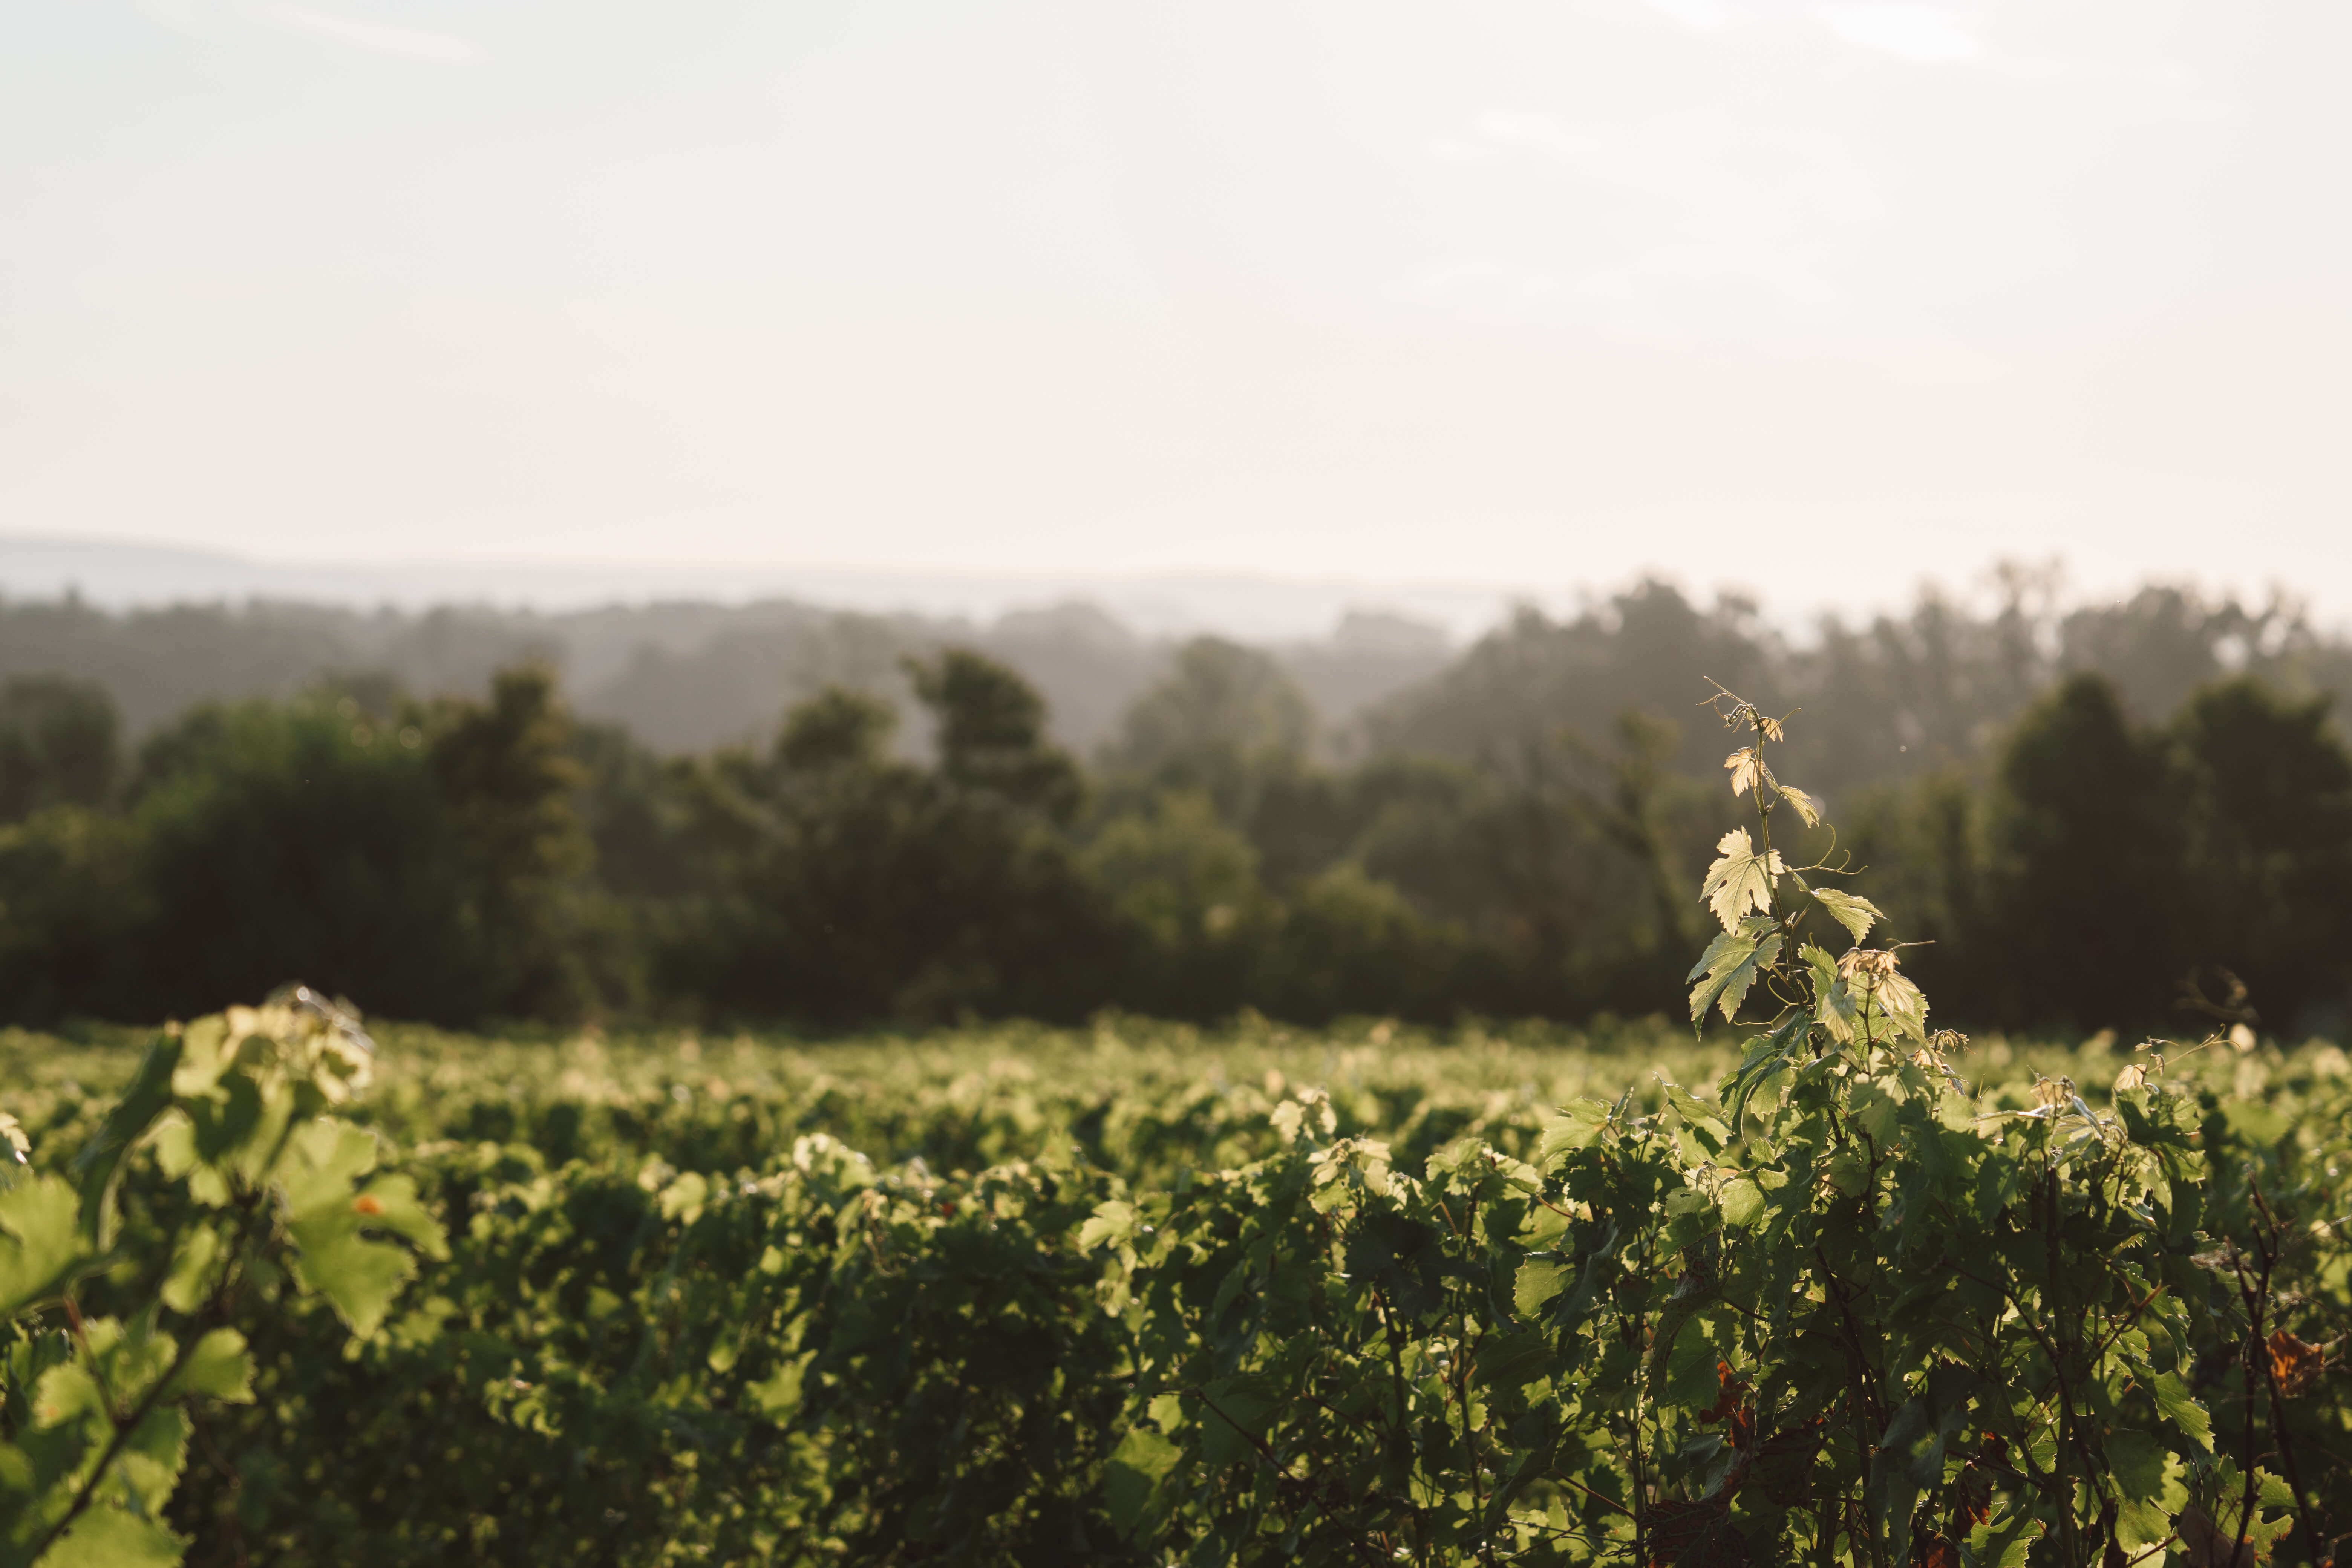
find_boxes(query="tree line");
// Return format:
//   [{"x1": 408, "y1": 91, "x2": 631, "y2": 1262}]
[{"x1": 0, "y1": 575, "x2": 2347, "y2": 1036}]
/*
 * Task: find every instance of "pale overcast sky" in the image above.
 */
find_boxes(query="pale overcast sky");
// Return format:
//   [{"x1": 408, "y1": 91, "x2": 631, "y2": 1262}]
[{"x1": 5, "y1": 0, "x2": 2348, "y2": 620}]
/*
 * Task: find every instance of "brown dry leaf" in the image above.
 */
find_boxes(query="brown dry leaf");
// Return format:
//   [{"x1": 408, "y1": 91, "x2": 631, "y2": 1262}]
[
  {"x1": 2267, "y1": 1329, "x2": 2325, "y2": 1396},
  {"x1": 1837, "y1": 948, "x2": 1900, "y2": 983},
  {"x1": 1696, "y1": 1360, "x2": 1746, "y2": 1423},
  {"x1": 1920, "y1": 1540, "x2": 1962, "y2": 1568},
  {"x1": 1695, "y1": 1361, "x2": 1755, "y2": 1452}
]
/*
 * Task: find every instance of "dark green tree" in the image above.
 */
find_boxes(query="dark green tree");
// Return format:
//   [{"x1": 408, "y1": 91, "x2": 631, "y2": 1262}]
[
  {"x1": 675, "y1": 663, "x2": 1104, "y2": 1025},
  {"x1": 0, "y1": 674, "x2": 119, "y2": 824},
  {"x1": 123, "y1": 697, "x2": 475, "y2": 1021},
  {"x1": 1099, "y1": 638, "x2": 1311, "y2": 827},
  {"x1": 425, "y1": 663, "x2": 596, "y2": 1019},
  {"x1": 908, "y1": 648, "x2": 1081, "y2": 821},
  {"x1": 2170, "y1": 678, "x2": 2352, "y2": 1033},
  {"x1": 1989, "y1": 673, "x2": 2189, "y2": 1029}
]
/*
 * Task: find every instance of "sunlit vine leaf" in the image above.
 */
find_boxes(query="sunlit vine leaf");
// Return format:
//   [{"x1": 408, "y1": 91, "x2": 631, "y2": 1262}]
[
  {"x1": 1810, "y1": 887, "x2": 1884, "y2": 944},
  {"x1": 1687, "y1": 919, "x2": 1783, "y2": 1023},
  {"x1": 1724, "y1": 747, "x2": 1770, "y2": 798},
  {"x1": 1777, "y1": 783, "x2": 1824, "y2": 828},
  {"x1": 1700, "y1": 828, "x2": 1783, "y2": 931}
]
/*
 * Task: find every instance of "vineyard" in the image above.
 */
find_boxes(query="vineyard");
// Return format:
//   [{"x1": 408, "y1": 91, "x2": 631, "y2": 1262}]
[{"x1": 3, "y1": 696, "x2": 2348, "y2": 1565}]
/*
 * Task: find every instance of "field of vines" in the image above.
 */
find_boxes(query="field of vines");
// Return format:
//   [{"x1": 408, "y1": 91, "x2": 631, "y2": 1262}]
[{"x1": 4, "y1": 692, "x2": 2348, "y2": 1566}]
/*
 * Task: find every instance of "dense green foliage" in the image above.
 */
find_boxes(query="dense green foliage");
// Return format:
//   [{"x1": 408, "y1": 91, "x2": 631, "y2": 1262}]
[
  {"x1": 2, "y1": 1013, "x2": 2345, "y2": 1563},
  {"x1": 3, "y1": 700, "x2": 2347, "y2": 1564}
]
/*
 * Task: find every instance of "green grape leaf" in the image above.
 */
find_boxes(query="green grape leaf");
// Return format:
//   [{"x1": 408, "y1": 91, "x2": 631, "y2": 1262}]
[
  {"x1": 282, "y1": 1122, "x2": 438, "y2": 1335},
  {"x1": 1700, "y1": 830, "x2": 1784, "y2": 932},
  {"x1": 1802, "y1": 942, "x2": 1859, "y2": 1042},
  {"x1": 2106, "y1": 1432, "x2": 2188, "y2": 1550},
  {"x1": 286, "y1": 1226, "x2": 412, "y2": 1332},
  {"x1": 1101, "y1": 1426, "x2": 1180, "y2": 1536},
  {"x1": 34, "y1": 1502, "x2": 187, "y2": 1568},
  {"x1": 348, "y1": 1176, "x2": 448, "y2": 1260},
  {"x1": 1194, "y1": 1376, "x2": 1279, "y2": 1469},
  {"x1": 1869, "y1": 970, "x2": 1929, "y2": 1043},
  {"x1": 159, "y1": 1226, "x2": 223, "y2": 1316},
  {"x1": 2150, "y1": 1370, "x2": 2212, "y2": 1448},
  {"x1": 1473, "y1": 1329, "x2": 1556, "y2": 1395},
  {"x1": 167, "y1": 1328, "x2": 255, "y2": 1404},
  {"x1": 1809, "y1": 888, "x2": 1884, "y2": 944},
  {"x1": 1687, "y1": 919, "x2": 1782, "y2": 1023},
  {"x1": 1513, "y1": 1256, "x2": 1570, "y2": 1316},
  {"x1": 1660, "y1": 1082, "x2": 1730, "y2": 1141},
  {"x1": 1078, "y1": 1201, "x2": 1137, "y2": 1251},
  {"x1": 1536, "y1": 1100, "x2": 1615, "y2": 1161},
  {"x1": 73, "y1": 1035, "x2": 182, "y2": 1248},
  {"x1": 111, "y1": 1404, "x2": 191, "y2": 1527},
  {"x1": 0, "y1": 1175, "x2": 91, "y2": 1318},
  {"x1": 1719, "y1": 1177, "x2": 1766, "y2": 1228},
  {"x1": 748, "y1": 1354, "x2": 807, "y2": 1419},
  {"x1": 1966, "y1": 1511, "x2": 2041, "y2": 1568},
  {"x1": 1776, "y1": 783, "x2": 1824, "y2": 828}
]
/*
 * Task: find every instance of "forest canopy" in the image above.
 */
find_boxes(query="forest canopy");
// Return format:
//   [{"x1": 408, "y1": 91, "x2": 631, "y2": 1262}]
[{"x1": 1, "y1": 573, "x2": 2347, "y2": 1037}]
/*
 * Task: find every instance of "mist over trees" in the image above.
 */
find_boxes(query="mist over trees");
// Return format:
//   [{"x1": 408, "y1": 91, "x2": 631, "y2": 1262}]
[
  {"x1": 0, "y1": 593, "x2": 1453, "y2": 751},
  {"x1": 1, "y1": 572, "x2": 2348, "y2": 1038}
]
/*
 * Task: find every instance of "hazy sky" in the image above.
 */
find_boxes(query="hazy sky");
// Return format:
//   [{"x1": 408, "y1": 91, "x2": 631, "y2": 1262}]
[{"x1": 6, "y1": 0, "x2": 2349, "y2": 620}]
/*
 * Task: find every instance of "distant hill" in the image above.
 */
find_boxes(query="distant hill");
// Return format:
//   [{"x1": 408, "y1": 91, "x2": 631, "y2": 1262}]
[
  {"x1": 0, "y1": 586, "x2": 1453, "y2": 753},
  {"x1": 0, "y1": 535, "x2": 1519, "y2": 637}
]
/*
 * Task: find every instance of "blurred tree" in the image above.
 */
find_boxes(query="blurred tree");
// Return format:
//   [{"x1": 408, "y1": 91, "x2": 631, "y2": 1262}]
[
  {"x1": 1837, "y1": 771, "x2": 1994, "y2": 1008},
  {"x1": 907, "y1": 648, "x2": 1081, "y2": 821},
  {"x1": 124, "y1": 697, "x2": 476, "y2": 1022},
  {"x1": 2058, "y1": 585, "x2": 2240, "y2": 721},
  {"x1": 1081, "y1": 794, "x2": 1264, "y2": 1017},
  {"x1": 0, "y1": 805, "x2": 144, "y2": 1023},
  {"x1": 93, "y1": 666, "x2": 599, "y2": 1026},
  {"x1": 674, "y1": 660, "x2": 1104, "y2": 1026},
  {"x1": 424, "y1": 663, "x2": 597, "y2": 1019},
  {"x1": 776, "y1": 686, "x2": 896, "y2": 774},
  {"x1": 1349, "y1": 717, "x2": 1712, "y2": 1020},
  {"x1": 1100, "y1": 637, "x2": 1312, "y2": 826},
  {"x1": 1366, "y1": 582, "x2": 1774, "y2": 778},
  {"x1": 2170, "y1": 679, "x2": 2352, "y2": 1033},
  {"x1": 0, "y1": 674, "x2": 119, "y2": 822},
  {"x1": 1255, "y1": 864, "x2": 1450, "y2": 1023},
  {"x1": 1988, "y1": 674, "x2": 2189, "y2": 1030}
]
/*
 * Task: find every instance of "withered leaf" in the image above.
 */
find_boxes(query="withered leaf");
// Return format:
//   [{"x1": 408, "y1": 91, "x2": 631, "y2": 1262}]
[{"x1": 2267, "y1": 1329, "x2": 2324, "y2": 1396}]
